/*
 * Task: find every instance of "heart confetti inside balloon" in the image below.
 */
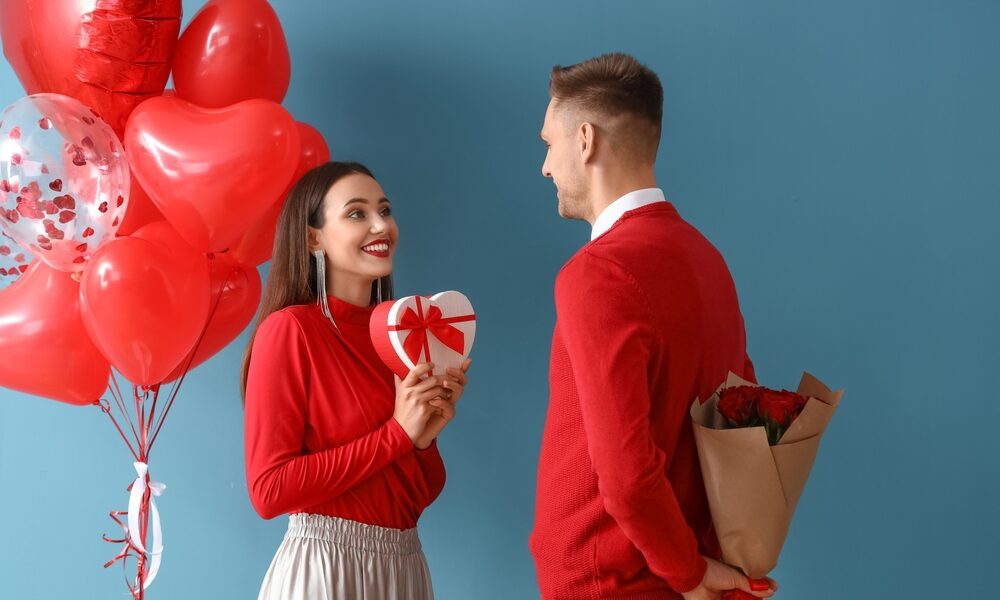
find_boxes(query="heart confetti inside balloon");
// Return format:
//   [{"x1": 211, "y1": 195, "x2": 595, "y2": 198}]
[
  {"x1": 0, "y1": 230, "x2": 32, "y2": 290},
  {"x1": 0, "y1": 94, "x2": 129, "y2": 272}
]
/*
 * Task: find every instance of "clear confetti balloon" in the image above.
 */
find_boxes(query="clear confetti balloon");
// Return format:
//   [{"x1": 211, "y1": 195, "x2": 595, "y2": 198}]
[
  {"x1": 0, "y1": 230, "x2": 32, "y2": 290},
  {"x1": 0, "y1": 93, "x2": 129, "y2": 272}
]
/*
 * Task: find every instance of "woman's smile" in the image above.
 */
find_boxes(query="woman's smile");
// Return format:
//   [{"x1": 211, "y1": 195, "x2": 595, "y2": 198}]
[{"x1": 361, "y1": 238, "x2": 392, "y2": 258}]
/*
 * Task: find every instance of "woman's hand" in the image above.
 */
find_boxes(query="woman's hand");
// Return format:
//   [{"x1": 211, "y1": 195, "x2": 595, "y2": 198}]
[
  {"x1": 393, "y1": 363, "x2": 446, "y2": 447},
  {"x1": 413, "y1": 359, "x2": 471, "y2": 449}
]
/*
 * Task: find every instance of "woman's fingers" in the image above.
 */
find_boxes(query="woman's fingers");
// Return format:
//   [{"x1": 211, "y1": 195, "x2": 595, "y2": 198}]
[
  {"x1": 403, "y1": 363, "x2": 434, "y2": 387},
  {"x1": 412, "y1": 375, "x2": 444, "y2": 395},
  {"x1": 441, "y1": 379, "x2": 464, "y2": 402},
  {"x1": 427, "y1": 398, "x2": 456, "y2": 420},
  {"x1": 415, "y1": 387, "x2": 448, "y2": 403},
  {"x1": 445, "y1": 367, "x2": 468, "y2": 387}
]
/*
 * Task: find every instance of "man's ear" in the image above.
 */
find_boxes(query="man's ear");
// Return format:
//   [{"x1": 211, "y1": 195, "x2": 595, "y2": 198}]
[{"x1": 579, "y1": 121, "x2": 597, "y2": 164}]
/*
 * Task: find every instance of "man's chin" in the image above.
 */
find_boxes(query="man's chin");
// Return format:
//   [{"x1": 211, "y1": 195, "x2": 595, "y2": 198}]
[{"x1": 556, "y1": 201, "x2": 582, "y2": 221}]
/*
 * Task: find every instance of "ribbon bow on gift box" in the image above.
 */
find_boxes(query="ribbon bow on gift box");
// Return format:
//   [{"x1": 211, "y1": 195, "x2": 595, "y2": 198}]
[{"x1": 391, "y1": 296, "x2": 472, "y2": 364}]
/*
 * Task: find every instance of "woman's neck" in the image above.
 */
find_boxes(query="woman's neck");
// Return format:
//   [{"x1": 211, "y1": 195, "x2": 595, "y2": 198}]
[{"x1": 327, "y1": 271, "x2": 375, "y2": 307}]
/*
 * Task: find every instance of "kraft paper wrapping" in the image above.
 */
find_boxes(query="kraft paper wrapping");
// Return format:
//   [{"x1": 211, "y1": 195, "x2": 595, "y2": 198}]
[{"x1": 690, "y1": 372, "x2": 843, "y2": 578}]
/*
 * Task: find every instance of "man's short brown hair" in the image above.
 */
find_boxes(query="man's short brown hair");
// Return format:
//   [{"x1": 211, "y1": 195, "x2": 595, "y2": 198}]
[{"x1": 549, "y1": 53, "x2": 663, "y2": 161}]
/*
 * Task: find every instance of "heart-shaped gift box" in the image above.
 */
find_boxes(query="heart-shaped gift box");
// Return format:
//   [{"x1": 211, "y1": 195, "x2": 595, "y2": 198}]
[{"x1": 369, "y1": 291, "x2": 476, "y2": 379}]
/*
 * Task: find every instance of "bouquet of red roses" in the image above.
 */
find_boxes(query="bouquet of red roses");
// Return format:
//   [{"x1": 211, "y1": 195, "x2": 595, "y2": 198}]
[{"x1": 690, "y1": 372, "x2": 843, "y2": 599}]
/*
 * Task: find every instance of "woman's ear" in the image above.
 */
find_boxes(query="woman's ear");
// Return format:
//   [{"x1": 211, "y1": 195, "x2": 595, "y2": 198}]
[{"x1": 306, "y1": 227, "x2": 323, "y2": 253}]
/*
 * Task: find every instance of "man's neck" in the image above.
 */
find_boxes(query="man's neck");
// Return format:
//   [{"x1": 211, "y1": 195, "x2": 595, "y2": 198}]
[{"x1": 587, "y1": 170, "x2": 658, "y2": 225}]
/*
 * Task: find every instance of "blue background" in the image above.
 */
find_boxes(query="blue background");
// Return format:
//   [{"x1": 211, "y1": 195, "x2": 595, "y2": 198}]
[{"x1": 2, "y1": 0, "x2": 998, "y2": 598}]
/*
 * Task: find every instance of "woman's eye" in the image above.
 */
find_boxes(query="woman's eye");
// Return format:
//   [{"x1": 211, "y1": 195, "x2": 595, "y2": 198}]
[
  {"x1": 348, "y1": 210, "x2": 364, "y2": 219},
  {"x1": 379, "y1": 207, "x2": 392, "y2": 217}
]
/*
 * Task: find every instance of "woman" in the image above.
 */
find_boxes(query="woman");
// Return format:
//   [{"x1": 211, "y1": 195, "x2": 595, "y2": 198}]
[{"x1": 242, "y1": 161, "x2": 469, "y2": 599}]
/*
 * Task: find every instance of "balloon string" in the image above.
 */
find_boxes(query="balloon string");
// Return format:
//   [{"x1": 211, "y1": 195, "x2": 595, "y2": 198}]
[
  {"x1": 148, "y1": 265, "x2": 236, "y2": 452},
  {"x1": 108, "y1": 373, "x2": 141, "y2": 449},
  {"x1": 133, "y1": 385, "x2": 145, "y2": 457},
  {"x1": 146, "y1": 384, "x2": 161, "y2": 454},
  {"x1": 102, "y1": 506, "x2": 147, "y2": 600},
  {"x1": 95, "y1": 399, "x2": 138, "y2": 462}
]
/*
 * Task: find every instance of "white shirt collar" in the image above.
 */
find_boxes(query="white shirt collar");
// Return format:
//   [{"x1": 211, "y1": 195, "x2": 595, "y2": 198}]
[{"x1": 590, "y1": 188, "x2": 665, "y2": 240}]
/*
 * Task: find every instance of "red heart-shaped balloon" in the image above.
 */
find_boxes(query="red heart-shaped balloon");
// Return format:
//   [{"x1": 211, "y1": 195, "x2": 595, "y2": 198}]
[
  {"x1": 172, "y1": 0, "x2": 290, "y2": 109},
  {"x1": 79, "y1": 223, "x2": 210, "y2": 387},
  {"x1": 124, "y1": 96, "x2": 300, "y2": 253},
  {"x1": 166, "y1": 252, "x2": 261, "y2": 381},
  {"x1": 0, "y1": 260, "x2": 110, "y2": 404},
  {"x1": 0, "y1": 0, "x2": 182, "y2": 134},
  {"x1": 229, "y1": 121, "x2": 331, "y2": 266}
]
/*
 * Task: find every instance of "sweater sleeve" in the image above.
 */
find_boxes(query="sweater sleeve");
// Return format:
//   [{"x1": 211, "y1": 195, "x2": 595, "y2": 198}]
[
  {"x1": 555, "y1": 253, "x2": 707, "y2": 593},
  {"x1": 414, "y1": 440, "x2": 447, "y2": 506},
  {"x1": 244, "y1": 311, "x2": 414, "y2": 519}
]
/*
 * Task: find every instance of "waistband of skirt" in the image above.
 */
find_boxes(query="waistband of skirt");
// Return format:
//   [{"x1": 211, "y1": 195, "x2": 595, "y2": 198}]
[{"x1": 286, "y1": 513, "x2": 423, "y2": 555}]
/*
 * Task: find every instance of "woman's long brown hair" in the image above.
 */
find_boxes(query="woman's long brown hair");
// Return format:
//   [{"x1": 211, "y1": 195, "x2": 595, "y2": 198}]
[{"x1": 240, "y1": 161, "x2": 393, "y2": 399}]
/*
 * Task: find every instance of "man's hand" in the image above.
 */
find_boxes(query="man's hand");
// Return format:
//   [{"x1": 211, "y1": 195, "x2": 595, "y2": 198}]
[{"x1": 681, "y1": 557, "x2": 777, "y2": 600}]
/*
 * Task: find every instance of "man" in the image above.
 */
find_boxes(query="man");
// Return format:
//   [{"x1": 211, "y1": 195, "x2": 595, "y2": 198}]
[{"x1": 530, "y1": 53, "x2": 776, "y2": 600}]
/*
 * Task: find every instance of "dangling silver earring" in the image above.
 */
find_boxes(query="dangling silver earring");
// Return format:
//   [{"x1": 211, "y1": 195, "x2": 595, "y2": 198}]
[
  {"x1": 313, "y1": 248, "x2": 338, "y2": 331},
  {"x1": 376, "y1": 278, "x2": 383, "y2": 305}
]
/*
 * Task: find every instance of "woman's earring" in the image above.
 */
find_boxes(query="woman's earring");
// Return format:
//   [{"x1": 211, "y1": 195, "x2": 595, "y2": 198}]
[
  {"x1": 313, "y1": 248, "x2": 338, "y2": 330},
  {"x1": 376, "y1": 278, "x2": 383, "y2": 305}
]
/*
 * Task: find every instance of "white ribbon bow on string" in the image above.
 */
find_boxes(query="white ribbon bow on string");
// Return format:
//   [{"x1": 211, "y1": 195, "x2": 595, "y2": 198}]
[{"x1": 127, "y1": 461, "x2": 165, "y2": 590}]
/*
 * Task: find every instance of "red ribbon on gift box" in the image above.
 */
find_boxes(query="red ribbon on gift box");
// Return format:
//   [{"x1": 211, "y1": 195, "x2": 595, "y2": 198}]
[{"x1": 389, "y1": 296, "x2": 474, "y2": 364}]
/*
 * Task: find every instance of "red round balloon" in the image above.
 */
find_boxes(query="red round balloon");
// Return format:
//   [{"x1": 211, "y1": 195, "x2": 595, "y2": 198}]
[
  {"x1": 124, "y1": 96, "x2": 300, "y2": 253},
  {"x1": 229, "y1": 122, "x2": 330, "y2": 265},
  {"x1": 0, "y1": 260, "x2": 110, "y2": 404},
  {"x1": 79, "y1": 223, "x2": 210, "y2": 386},
  {"x1": 0, "y1": 0, "x2": 182, "y2": 134},
  {"x1": 172, "y1": 0, "x2": 290, "y2": 109},
  {"x1": 166, "y1": 252, "x2": 261, "y2": 381}
]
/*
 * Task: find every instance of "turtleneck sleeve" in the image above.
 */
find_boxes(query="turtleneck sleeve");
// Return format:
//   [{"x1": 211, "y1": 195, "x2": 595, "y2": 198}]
[{"x1": 244, "y1": 309, "x2": 415, "y2": 520}]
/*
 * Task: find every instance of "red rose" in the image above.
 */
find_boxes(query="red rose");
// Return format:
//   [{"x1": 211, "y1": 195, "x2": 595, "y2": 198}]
[
  {"x1": 758, "y1": 390, "x2": 807, "y2": 428},
  {"x1": 717, "y1": 385, "x2": 762, "y2": 427},
  {"x1": 758, "y1": 389, "x2": 808, "y2": 445}
]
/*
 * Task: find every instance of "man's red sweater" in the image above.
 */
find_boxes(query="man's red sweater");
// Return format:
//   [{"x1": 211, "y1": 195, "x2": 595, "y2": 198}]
[{"x1": 530, "y1": 202, "x2": 755, "y2": 599}]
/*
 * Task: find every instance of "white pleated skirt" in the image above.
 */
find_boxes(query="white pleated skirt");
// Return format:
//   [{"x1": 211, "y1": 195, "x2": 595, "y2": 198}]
[{"x1": 257, "y1": 513, "x2": 434, "y2": 600}]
